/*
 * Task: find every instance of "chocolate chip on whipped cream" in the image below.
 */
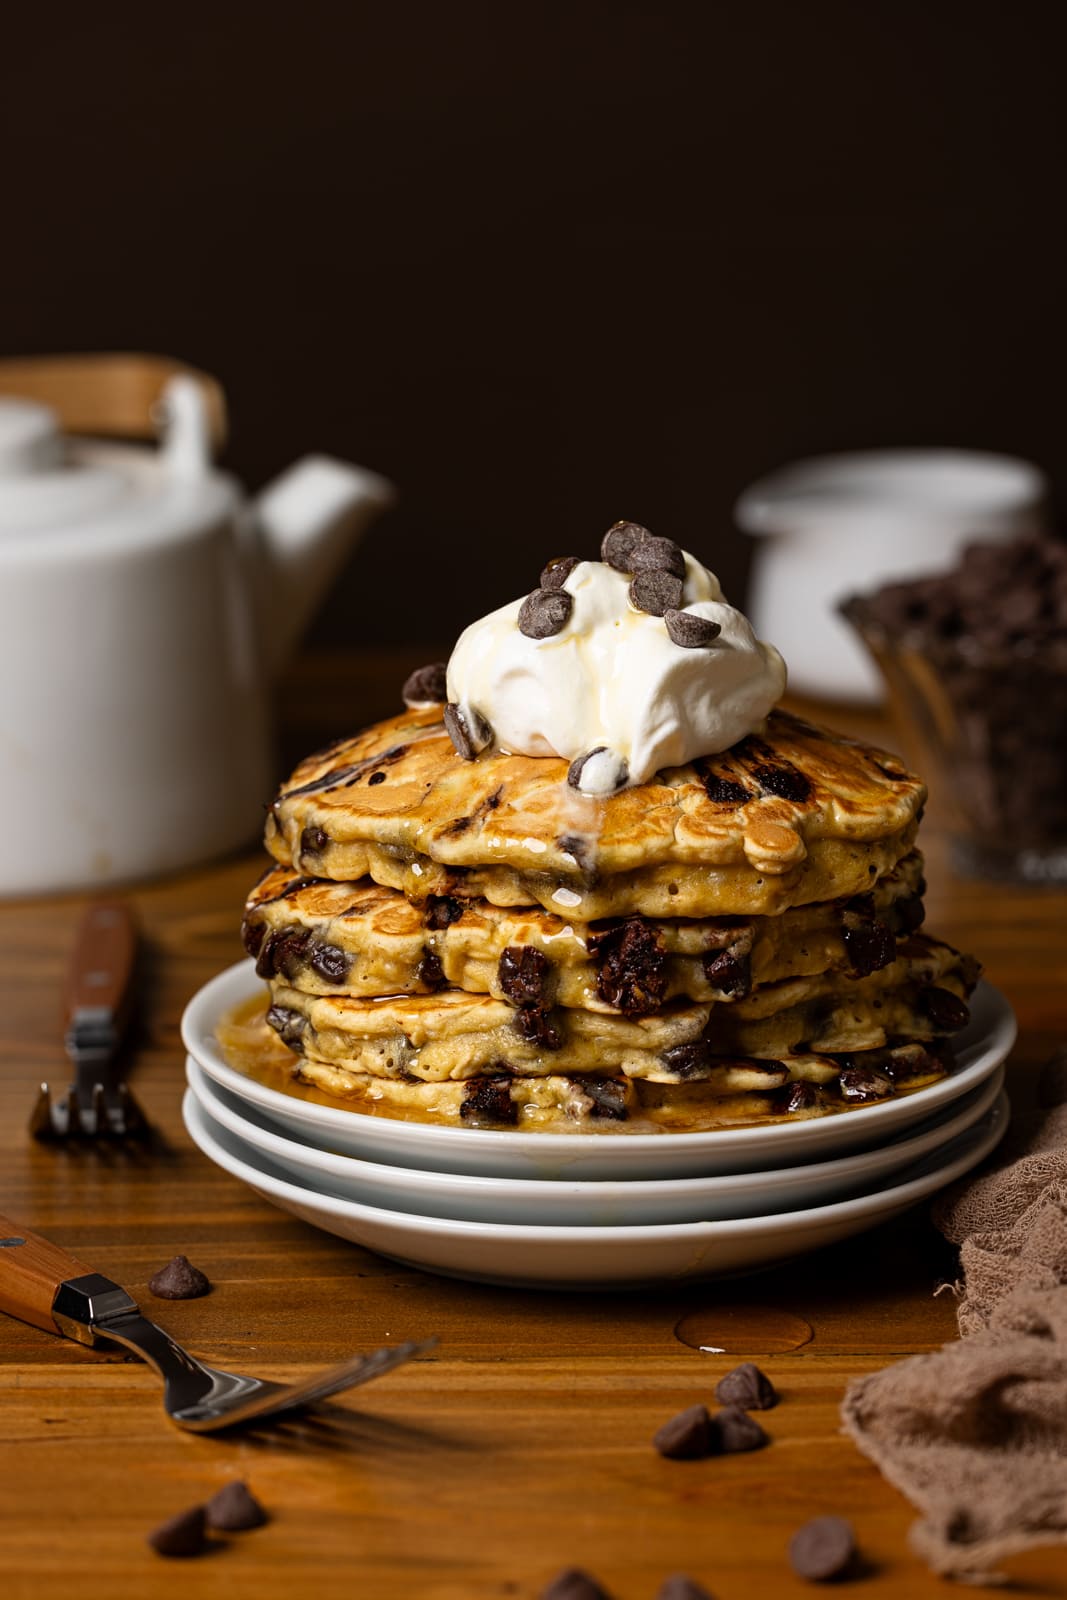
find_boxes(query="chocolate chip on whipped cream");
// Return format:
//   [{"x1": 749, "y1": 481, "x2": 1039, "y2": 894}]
[
  {"x1": 601, "y1": 518, "x2": 652, "y2": 570},
  {"x1": 664, "y1": 609, "x2": 722, "y2": 649},
  {"x1": 519, "y1": 587, "x2": 574, "y2": 639},
  {"x1": 630, "y1": 534, "x2": 686, "y2": 579},
  {"x1": 443, "y1": 702, "x2": 492, "y2": 761},
  {"x1": 541, "y1": 555, "x2": 581, "y2": 589},
  {"x1": 630, "y1": 569, "x2": 684, "y2": 616},
  {"x1": 566, "y1": 747, "x2": 630, "y2": 796},
  {"x1": 401, "y1": 661, "x2": 448, "y2": 706}
]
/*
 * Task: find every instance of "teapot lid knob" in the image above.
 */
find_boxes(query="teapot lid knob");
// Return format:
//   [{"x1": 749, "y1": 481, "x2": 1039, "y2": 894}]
[
  {"x1": 158, "y1": 375, "x2": 212, "y2": 481},
  {"x1": 0, "y1": 399, "x2": 64, "y2": 476}
]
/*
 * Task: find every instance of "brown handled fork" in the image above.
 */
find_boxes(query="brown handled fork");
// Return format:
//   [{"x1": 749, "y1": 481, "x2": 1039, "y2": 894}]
[
  {"x1": 0, "y1": 1215, "x2": 434, "y2": 1431},
  {"x1": 29, "y1": 900, "x2": 148, "y2": 1139}
]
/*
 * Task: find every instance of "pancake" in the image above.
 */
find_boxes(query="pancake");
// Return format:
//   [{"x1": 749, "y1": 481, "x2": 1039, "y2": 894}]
[
  {"x1": 264, "y1": 707, "x2": 926, "y2": 920},
  {"x1": 262, "y1": 935, "x2": 975, "y2": 1085},
  {"x1": 243, "y1": 853, "x2": 927, "y2": 1012},
  {"x1": 284, "y1": 1037, "x2": 956, "y2": 1130}
]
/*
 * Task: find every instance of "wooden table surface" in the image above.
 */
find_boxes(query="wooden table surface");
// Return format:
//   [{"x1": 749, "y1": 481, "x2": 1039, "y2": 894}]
[{"x1": 2, "y1": 653, "x2": 1065, "y2": 1600}]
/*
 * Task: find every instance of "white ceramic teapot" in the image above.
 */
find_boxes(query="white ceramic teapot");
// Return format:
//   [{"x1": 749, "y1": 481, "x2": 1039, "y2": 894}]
[{"x1": 0, "y1": 355, "x2": 394, "y2": 895}]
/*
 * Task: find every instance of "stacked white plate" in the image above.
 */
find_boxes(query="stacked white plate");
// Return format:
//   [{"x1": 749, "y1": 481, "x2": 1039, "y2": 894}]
[{"x1": 181, "y1": 962, "x2": 1015, "y2": 1290}]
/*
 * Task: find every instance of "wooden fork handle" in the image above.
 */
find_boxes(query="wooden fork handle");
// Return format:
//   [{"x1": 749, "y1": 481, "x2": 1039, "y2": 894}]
[
  {"x1": 0, "y1": 1213, "x2": 99, "y2": 1335},
  {"x1": 63, "y1": 901, "x2": 138, "y2": 1040}
]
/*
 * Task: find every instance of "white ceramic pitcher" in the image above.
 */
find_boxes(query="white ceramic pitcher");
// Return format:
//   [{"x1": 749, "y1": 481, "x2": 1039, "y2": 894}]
[{"x1": 0, "y1": 354, "x2": 394, "y2": 895}]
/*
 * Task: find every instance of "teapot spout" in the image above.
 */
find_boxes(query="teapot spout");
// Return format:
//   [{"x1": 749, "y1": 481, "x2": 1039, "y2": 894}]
[{"x1": 253, "y1": 456, "x2": 395, "y2": 674}]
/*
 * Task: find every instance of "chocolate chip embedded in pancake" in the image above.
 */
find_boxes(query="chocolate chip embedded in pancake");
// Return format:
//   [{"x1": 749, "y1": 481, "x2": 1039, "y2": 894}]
[
  {"x1": 242, "y1": 853, "x2": 926, "y2": 1012},
  {"x1": 263, "y1": 707, "x2": 926, "y2": 920},
  {"x1": 261, "y1": 935, "x2": 974, "y2": 1085}
]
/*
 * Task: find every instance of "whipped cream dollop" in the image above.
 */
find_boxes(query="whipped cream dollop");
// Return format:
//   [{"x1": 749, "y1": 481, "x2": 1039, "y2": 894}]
[{"x1": 446, "y1": 537, "x2": 786, "y2": 795}]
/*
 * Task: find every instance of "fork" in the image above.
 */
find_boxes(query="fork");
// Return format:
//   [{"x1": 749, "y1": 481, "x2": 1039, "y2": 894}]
[
  {"x1": 29, "y1": 900, "x2": 149, "y2": 1140},
  {"x1": 0, "y1": 1214, "x2": 434, "y2": 1431}
]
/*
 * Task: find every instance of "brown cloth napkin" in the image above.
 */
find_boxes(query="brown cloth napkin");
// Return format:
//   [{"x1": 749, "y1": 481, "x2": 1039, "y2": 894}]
[{"x1": 841, "y1": 1058, "x2": 1067, "y2": 1585}]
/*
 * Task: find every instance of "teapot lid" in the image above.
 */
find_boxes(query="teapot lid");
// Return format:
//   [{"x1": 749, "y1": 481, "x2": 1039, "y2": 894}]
[{"x1": 0, "y1": 381, "x2": 230, "y2": 541}]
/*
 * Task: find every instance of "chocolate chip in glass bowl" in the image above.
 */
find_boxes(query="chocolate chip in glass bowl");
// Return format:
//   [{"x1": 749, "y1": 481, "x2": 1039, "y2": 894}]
[
  {"x1": 630, "y1": 570, "x2": 684, "y2": 617},
  {"x1": 519, "y1": 587, "x2": 574, "y2": 639},
  {"x1": 629, "y1": 535, "x2": 686, "y2": 579},
  {"x1": 601, "y1": 519, "x2": 652, "y2": 571},
  {"x1": 541, "y1": 555, "x2": 581, "y2": 590},
  {"x1": 444, "y1": 702, "x2": 493, "y2": 761},
  {"x1": 401, "y1": 661, "x2": 448, "y2": 706}
]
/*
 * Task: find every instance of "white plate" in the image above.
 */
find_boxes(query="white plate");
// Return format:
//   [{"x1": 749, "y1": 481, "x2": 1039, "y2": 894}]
[
  {"x1": 181, "y1": 1087, "x2": 1009, "y2": 1288},
  {"x1": 181, "y1": 960, "x2": 1016, "y2": 1180},
  {"x1": 187, "y1": 1054, "x2": 1005, "y2": 1227}
]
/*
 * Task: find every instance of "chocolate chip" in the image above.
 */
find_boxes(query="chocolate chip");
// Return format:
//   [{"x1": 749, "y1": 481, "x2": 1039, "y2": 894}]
[
  {"x1": 660, "y1": 1040, "x2": 714, "y2": 1079},
  {"x1": 368, "y1": 770, "x2": 386, "y2": 785},
  {"x1": 664, "y1": 609, "x2": 722, "y2": 648},
  {"x1": 417, "y1": 950, "x2": 446, "y2": 990},
  {"x1": 425, "y1": 895, "x2": 464, "y2": 929},
  {"x1": 254, "y1": 927, "x2": 309, "y2": 980},
  {"x1": 630, "y1": 570, "x2": 684, "y2": 616},
  {"x1": 300, "y1": 825, "x2": 329, "y2": 857},
  {"x1": 147, "y1": 1504, "x2": 208, "y2": 1557},
  {"x1": 710, "y1": 1405, "x2": 769, "y2": 1454},
  {"x1": 513, "y1": 1006, "x2": 562, "y2": 1050},
  {"x1": 630, "y1": 535, "x2": 686, "y2": 578},
  {"x1": 444, "y1": 702, "x2": 492, "y2": 761},
  {"x1": 460, "y1": 1076, "x2": 517, "y2": 1126},
  {"x1": 702, "y1": 773, "x2": 751, "y2": 805},
  {"x1": 309, "y1": 941, "x2": 350, "y2": 983},
  {"x1": 838, "y1": 1066, "x2": 894, "y2": 1103},
  {"x1": 241, "y1": 916, "x2": 267, "y2": 959},
  {"x1": 518, "y1": 587, "x2": 573, "y2": 638},
  {"x1": 582, "y1": 1078, "x2": 630, "y2": 1120},
  {"x1": 566, "y1": 747, "x2": 629, "y2": 794},
  {"x1": 401, "y1": 661, "x2": 448, "y2": 706},
  {"x1": 541, "y1": 555, "x2": 580, "y2": 590},
  {"x1": 714, "y1": 1362, "x2": 778, "y2": 1411},
  {"x1": 752, "y1": 762, "x2": 813, "y2": 803},
  {"x1": 788, "y1": 1516, "x2": 857, "y2": 1582},
  {"x1": 540, "y1": 1569, "x2": 614, "y2": 1600},
  {"x1": 894, "y1": 892, "x2": 926, "y2": 935},
  {"x1": 148, "y1": 1255, "x2": 212, "y2": 1301},
  {"x1": 841, "y1": 915, "x2": 895, "y2": 978},
  {"x1": 204, "y1": 1480, "x2": 269, "y2": 1532},
  {"x1": 776, "y1": 1080, "x2": 819, "y2": 1113},
  {"x1": 266, "y1": 1003, "x2": 306, "y2": 1051},
  {"x1": 592, "y1": 918, "x2": 668, "y2": 1015},
  {"x1": 653, "y1": 1403, "x2": 714, "y2": 1459},
  {"x1": 702, "y1": 946, "x2": 752, "y2": 999},
  {"x1": 498, "y1": 945, "x2": 550, "y2": 1007},
  {"x1": 655, "y1": 1577, "x2": 715, "y2": 1600},
  {"x1": 923, "y1": 986, "x2": 970, "y2": 1032},
  {"x1": 601, "y1": 519, "x2": 652, "y2": 571}
]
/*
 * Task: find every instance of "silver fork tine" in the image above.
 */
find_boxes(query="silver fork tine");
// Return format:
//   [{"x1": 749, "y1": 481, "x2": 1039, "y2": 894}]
[{"x1": 90, "y1": 1083, "x2": 108, "y2": 1135}]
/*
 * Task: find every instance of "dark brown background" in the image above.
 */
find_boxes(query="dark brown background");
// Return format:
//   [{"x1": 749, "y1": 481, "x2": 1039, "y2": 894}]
[{"x1": 3, "y1": 1, "x2": 1064, "y2": 652}]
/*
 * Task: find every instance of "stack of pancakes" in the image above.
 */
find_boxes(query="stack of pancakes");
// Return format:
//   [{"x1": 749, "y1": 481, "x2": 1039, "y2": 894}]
[{"x1": 242, "y1": 699, "x2": 979, "y2": 1132}]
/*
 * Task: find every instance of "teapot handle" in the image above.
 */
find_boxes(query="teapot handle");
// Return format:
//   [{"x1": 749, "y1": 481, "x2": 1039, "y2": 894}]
[{"x1": 0, "y1": 352, "x2": 227, "y2": 451}]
